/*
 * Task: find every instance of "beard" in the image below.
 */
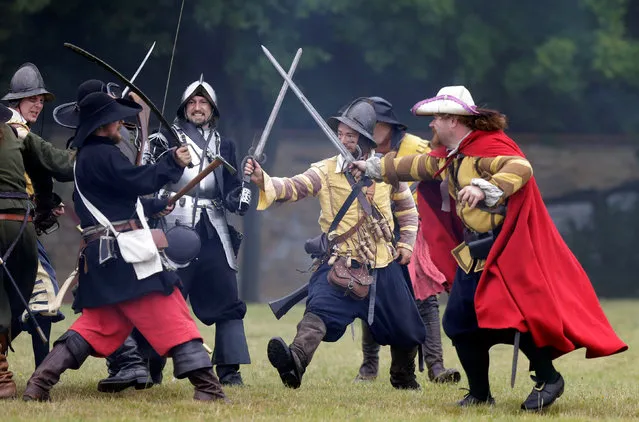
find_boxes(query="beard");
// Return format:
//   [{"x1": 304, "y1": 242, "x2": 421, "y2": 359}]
[{"x1": 429, "y1": 130, "x2": 441, "y2": 148}]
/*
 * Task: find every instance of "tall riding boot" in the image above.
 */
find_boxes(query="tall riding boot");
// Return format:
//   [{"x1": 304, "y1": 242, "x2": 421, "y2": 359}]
[
  {"x1": 417, "y1": 296, "x2": 461, "y2": 383},
  {"x1": 389, "y1": 345, "x2": 421, "y2": 390},
  {"x1": 267, "y1": 312, "x2": 326, "y2": 389},
  {"x1": 97, "y1": 334, "x2": 152, "y2": 392},
  {"x1": 31, "y1": 315, "x2": 51, "y2": 369},
  {"x1": 23, "y1": 330, "x2": 93, "y2": 402},
  {"x1": 172, "y1": 339, "x2": 226, "y2": 401},
  {"x1": 354, "y1": 322, "x2": 380, "y2": 382},
  {"x1": 0, "y1": 331, "x2": 17, "y2": 399}
]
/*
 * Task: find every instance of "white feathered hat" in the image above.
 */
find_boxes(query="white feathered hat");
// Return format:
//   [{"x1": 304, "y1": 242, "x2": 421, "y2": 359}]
[{"x1": 411, "y1": 85, "x2": 480, "y2": 116}]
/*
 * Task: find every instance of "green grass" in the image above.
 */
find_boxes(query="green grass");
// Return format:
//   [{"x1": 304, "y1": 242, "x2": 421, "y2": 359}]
[{"x1": 4, "y1": 300, "x2": 638, "y2": 421}]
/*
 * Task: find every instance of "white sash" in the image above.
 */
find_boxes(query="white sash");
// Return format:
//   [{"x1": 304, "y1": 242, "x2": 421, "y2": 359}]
[{"x1": 73, "y1": 163, "x2": 162, "y2": 280}]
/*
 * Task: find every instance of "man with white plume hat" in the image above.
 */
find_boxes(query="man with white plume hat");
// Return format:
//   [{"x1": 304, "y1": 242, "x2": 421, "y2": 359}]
[{"x1": 351, "y1": 85, "x2": 627, "y2": 411}]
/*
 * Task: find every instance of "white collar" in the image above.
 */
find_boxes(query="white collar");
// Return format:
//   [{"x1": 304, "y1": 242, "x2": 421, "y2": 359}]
[{"x1": 335, "y1": 149, "x2": 375, "y2": 173}]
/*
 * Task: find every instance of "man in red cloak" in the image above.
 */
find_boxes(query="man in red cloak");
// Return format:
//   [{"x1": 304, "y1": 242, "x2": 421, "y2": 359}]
[{"x1": 352, "y1": 86, "x2": 627, "y2": 411}]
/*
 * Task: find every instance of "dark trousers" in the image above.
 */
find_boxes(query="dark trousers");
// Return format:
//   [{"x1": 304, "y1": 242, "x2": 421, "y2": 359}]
[
  {"x1": 306, "y1": 261, "x2": 426, "y2": 348},
  {"x1": 177, "y1": 221, "x2": 250, "y2": 366},
  {"x1": 0, "y1": 221, "x2": 37, "y2": 334},
  {"x1": 178, "y1": 222, "x2": 246, "y2": 325},
  {"x1": 443, "y1": 267, "x2": 557, "y2": 399}
]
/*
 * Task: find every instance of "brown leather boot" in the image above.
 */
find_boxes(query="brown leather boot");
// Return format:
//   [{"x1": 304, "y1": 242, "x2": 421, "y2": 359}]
[
  {"x1": 0, "y1": 332, "x2": 17, "y2": 399},
  {"x1": 23, "y1": 331, "x2": 92, "y2": 402},
  {"x1": 417, "y1": 296, "x2": 461, "y2": 384},
  {"x1": 354, "y1": 323, "x2": 380, "y2": 382},
  {"x1": 267, "y1": 312, "x2": 326, "y2": 389},
  {"x1": 171, "y1": 340, "x2": 227, "y2": 402}
]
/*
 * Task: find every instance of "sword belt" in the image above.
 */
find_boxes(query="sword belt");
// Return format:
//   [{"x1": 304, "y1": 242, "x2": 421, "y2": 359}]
[
  {"x1": 0, "y1": 213, "x2": 33, "y2": 222},
  {"x1": 82, "y1": 219, "x2": 142, "y2": 242}
]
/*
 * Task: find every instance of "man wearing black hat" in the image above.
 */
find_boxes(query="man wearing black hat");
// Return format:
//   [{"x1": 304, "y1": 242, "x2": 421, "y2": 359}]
[
  {"x1": 54, "y1": 79, "x2": 158, "y2": 393},
  {"x1": 244, "y1": 98, "x2": 425, "y2": 390},
  {"x1": 1, "y1": 62, "x2": 74, "y2": 370},
  {"x1": 23, "y1": 92, "x2": 227, "y2": 402},
  {"x1": 0, "y1": 103, "x2": 74, "y2": 399},
  {"x1": 353, "y1": 97, "x2": 461, "y2": 385}
]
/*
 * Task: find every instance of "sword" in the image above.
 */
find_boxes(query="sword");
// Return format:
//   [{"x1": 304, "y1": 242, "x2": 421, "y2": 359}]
[
  {"x1": 238, "y1": 48, "x2": 303, "y2": 214},
  {"x1": 64, "y1": 43, "x2": 193, "y2": 168},
  {"x1": 261, "y1": 45, "x2": 372, "y2": 215},
  {"x1": 121, "y1": 41, "x2": 156, "y2": 98},
  {"x1": 511, "y1": 330, "x2": 520, "y2": 388},
  {"x1": 261, "y1": 45, "x2": 355, "y2": 164}
]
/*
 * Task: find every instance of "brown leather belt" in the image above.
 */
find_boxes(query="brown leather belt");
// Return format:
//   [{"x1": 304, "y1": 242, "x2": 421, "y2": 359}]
[
  {"x1": 0, "y1": 213, "x2": 33, "y2": 222},
  {"x1": 82, "y1": 220, "x2": 142, "y2": 244}
]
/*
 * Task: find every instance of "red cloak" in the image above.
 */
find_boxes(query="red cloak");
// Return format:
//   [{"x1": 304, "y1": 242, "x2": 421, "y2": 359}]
[{"x1": 419, "y1": 130, "x2": 627, "y2": 358}]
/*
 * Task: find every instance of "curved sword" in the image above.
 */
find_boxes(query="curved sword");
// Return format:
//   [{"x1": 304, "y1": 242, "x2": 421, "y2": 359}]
[
  {"x1": 63, "y1": 43, "x2": 187, "y2": 154},
  {"x1": 122, "y1": 41, "x2": 156, "y2": 98}
]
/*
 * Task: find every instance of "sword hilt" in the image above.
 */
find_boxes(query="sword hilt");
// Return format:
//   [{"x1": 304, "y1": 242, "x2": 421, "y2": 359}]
[{"x1": 238, "y1": 156, "x2": 254, "y2": 214}]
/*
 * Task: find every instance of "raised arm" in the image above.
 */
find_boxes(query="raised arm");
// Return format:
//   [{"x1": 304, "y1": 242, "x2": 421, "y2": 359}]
[{"x1": 244, "y1": 158, "x2": 324, "y2": 210}]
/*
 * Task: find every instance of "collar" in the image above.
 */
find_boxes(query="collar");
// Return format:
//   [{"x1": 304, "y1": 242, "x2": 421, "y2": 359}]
[
  {"x1": 8, "y1": 108, "x2": 28, "y2": 126},
  {"x1": 335, "y1": 149, "x2": 375, "y2": 173}
]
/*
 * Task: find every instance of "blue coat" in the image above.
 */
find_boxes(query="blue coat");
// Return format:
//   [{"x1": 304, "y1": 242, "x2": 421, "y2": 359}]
[{"x1": 73, "y1": 135, "x2": 184, "y2": 309}]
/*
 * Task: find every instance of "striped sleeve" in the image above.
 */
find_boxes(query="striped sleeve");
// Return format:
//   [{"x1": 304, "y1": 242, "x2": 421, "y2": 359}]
[
  {"x1": 381, "y1": 152, "x2": 439, "y2": 187},
  {"x1": 391, "y1": 182, "x2": 418, "y2": 251},
  {"x1": 476, "y1": 156, "x2": 533, "y2": 199},
  {"x1": 257, "y1": 165, "x2": 324, "y2": 210}
]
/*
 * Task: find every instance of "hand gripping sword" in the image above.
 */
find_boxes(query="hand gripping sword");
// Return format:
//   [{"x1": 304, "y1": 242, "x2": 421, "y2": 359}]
[
  {"x1": 261, "y1": 46, "x2": 376, "y2": 318},
  {"x1": 238, "y1": 48, "x2": 303, "y2": 214}
]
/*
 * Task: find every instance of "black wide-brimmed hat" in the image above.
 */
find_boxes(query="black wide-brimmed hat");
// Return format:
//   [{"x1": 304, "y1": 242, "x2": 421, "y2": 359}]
[
  {"x1": 0, "y1": 103, "x2": 11, "y2": 123},
  {"x1": 53, "y1": 79, "x2": 107, "y2": 129},
  {"x1": 72, "y1": 92, "x2": 141, "y2": 148},
  {"x1": 367, "y1": 96, "x2": 407, "y2": 131}
]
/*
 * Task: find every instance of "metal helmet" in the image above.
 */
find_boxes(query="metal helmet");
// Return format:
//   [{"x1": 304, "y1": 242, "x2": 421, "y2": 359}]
[
  {"x1": 327, "y1": 98, "x2": 376, "y2": 146},
  {"x1": 176, "y1": 74, "x2": 220, "y2": 123},
  {"x1": 367, "y1": 96, "x2": 407, "y2": 131},
  {"x1": 2, "y1": 62, "x2": 55, "y2": 102}
]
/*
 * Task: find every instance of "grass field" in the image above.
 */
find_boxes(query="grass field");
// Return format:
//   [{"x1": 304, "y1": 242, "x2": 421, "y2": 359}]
[{"x1": 4, "y1": 300, "x2": 638, "y2": 421}]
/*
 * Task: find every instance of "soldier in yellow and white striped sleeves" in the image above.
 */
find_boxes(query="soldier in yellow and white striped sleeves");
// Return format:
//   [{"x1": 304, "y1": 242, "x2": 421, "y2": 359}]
[{"x1": 245, "y1": 98, "x2": 426, "y2": 390}]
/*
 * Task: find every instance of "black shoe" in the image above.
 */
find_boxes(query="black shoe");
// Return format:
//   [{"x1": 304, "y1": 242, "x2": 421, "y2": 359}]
[
  {"x1": 392, "y1": 379, "x2": 421, "y2": 390},
  {"x1": 521, "y1": 374, "x2": 564, "y2": 411},
  {"x1": 457, "y1": 392, "x2": 496, "y2": 407},
  {"x1": 219, "y1": 371, "x2": 244, "y2": 386},
  {"x1": 267, "y1": 337, "x2": 302, "y2": 389},
  {"x1": 97, "y1": 368, "x2": 153, "y2": 393}
]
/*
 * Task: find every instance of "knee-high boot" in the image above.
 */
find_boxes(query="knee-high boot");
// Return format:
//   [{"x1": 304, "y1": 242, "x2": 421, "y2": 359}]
[
  {"x1": 97, "y1": 334, "x2": 152, "y2": 393},
  {"x1": 267, "y1": 312, "x2": 326, "y2": 389},
  {"x1": 23, "y1": 330, "x2": 93, "y2": 402},
  {"x1": 417, "y1": 296, "x2": 461, "y2": 383},
  {"x1": 354, "y1": 322, "x2": 380, "y2": 382},
  {"x1": 172, "y1": 339, "x2": 226, "y2": 401}
]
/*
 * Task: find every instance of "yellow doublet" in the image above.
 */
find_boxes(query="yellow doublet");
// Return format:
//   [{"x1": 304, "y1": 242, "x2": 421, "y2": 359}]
[
  {"x1": 258, "y1": 155, "x2": 418, "y2": 268},
  {"x1": 380, "y1": 144, "x2": 533, "y2": 272},
  {"x1": 396, "y1": 133, "x2": 432, "y2": 202}
]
